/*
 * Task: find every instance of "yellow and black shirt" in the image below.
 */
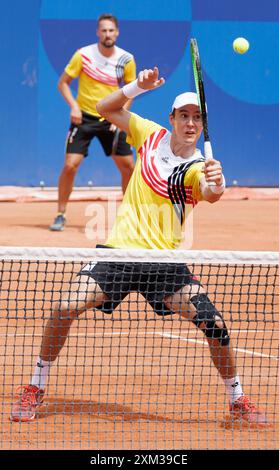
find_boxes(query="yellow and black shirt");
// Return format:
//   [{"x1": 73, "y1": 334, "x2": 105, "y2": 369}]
[
  {"x1": 106, "y1": 113, "x2": 205, "y2": 250},
  {"x1": 65, "y1": 43, "x2": 136, "y2": 117}
]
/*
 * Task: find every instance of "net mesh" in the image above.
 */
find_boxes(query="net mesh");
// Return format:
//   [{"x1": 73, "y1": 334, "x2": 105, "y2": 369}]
[{"x1": 0, "y1": 247, "x2": 278, "y2": 450}]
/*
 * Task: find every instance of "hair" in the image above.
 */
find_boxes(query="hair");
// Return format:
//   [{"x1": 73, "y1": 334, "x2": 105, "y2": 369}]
[{"x1": 97, "y1": 13, "x2": 119, "y2": 29}]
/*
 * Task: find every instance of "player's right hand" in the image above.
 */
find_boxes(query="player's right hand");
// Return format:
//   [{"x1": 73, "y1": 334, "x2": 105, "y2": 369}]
[
  {"x1": 70, "y1": 105, "x2": 82, "y2": 125},
  {"x1": 204, "y1": 158, "x2": 224, "y2": 186},
  {"x1": 138, "y1": 67, "x2": 165, "y2": 91}
]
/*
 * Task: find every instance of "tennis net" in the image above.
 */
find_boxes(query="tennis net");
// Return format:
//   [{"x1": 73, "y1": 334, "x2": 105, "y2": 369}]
[{"x1": 0, "y1": 246, "x2": 278, "y2": 450}]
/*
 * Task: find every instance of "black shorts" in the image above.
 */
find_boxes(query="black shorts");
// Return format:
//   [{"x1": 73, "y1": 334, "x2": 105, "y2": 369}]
[
  {"x1": 66, "y1": 111, "x2": 132, "y2": 157},
  {"x1": 77, "y1": 247, "x2": 201, "y2": 316}
]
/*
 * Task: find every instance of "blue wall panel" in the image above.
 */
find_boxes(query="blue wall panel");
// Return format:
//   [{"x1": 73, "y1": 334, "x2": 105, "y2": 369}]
[{"x1": 0, "y1": 0, "x2": 279, "y2": 186}]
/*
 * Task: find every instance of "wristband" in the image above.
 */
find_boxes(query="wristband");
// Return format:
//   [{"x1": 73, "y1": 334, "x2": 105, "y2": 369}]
[
  {"x1": 122, "y1": 80, "x2": 147, "y2": 99},
  {"x1": 209, "y1": 175, "x2": 226, "y2": 194}
]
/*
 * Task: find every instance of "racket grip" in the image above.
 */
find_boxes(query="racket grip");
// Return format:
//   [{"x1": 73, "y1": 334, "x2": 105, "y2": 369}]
[{"x1": 204, "y1": 140, "x2": 213, "y2": 160}]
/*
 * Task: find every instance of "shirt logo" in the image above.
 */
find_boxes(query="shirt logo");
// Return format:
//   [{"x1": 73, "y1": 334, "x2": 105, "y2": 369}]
[{"x1": 231, "y1": 382, "x2": 239, "y2": 388}]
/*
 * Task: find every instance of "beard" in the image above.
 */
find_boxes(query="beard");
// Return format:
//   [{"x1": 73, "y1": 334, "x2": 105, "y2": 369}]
[{"x1": 101, "y1": 38, "x2": 116, "y2": 49}]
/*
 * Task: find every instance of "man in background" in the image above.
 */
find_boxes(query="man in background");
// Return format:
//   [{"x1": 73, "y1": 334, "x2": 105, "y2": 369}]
[{"x1": 50, "y1": 13, "x2": 136, "y2": 231}]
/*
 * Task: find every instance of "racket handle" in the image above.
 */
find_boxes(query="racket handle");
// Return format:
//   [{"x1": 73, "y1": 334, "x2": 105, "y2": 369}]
[{"x1": 204, "y1": 140, "x2": 213, "y2": 160}]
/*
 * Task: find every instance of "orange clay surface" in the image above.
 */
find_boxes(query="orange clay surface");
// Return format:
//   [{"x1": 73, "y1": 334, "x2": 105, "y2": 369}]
[
  {"x1": 0, "y1": 193, "x2": 278, "y2": 450},
  {"x1": 0, "y1": 198, "x2": 278, "y2": 250}
]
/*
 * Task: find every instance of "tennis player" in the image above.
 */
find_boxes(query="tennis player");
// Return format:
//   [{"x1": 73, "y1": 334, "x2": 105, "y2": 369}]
[
  {"x1": 49, "y1": 13, "x2": 136, "y2": 231},
  {"x1": 11, "y1": 67, "x2": 268, "y2": 428}
]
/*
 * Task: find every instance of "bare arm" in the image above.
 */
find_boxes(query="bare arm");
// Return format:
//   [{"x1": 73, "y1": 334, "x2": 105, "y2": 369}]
[
  {"x1": 96, "y1": 89, "x2": 132, "y2": 134},
  {"x1": 200, "y1": 158, "x2": 225, "y2": 203},
  {"x1": 108, "y1": 99, "x2": 133, "y2": 133},
  {"x1": 123, "y1": 98, "x2": 133, "y2": 111},
  {"x1": 58, "y1": 72, "x2": 82, "y2": 125},
  {"x1": 96, "y1": 67, "x2": 165, "y2": 135}
]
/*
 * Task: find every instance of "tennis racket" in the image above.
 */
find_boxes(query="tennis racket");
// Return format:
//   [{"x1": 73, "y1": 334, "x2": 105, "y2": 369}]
[
  {"x1": 190, "y1": 38, "x2": 213, "y2": 161},
  {"x1": 112, "y1": 127, "x2": 120, "y2": 154}
]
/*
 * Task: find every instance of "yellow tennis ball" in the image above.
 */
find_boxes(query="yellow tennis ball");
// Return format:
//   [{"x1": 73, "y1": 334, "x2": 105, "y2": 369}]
[{"x1": 233, "y1": 37, "x2": 249, "y2": 54}]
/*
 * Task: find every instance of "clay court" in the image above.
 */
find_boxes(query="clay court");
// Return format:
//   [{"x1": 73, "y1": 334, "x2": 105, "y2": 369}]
[{"x1": 0, "y1": 189, "x2": 278, "y2": 450}]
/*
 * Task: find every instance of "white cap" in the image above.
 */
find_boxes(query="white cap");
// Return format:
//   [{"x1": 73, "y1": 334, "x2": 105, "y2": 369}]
[{"x1": 171, "y1": 92, "x2": 199, "y2": 111}]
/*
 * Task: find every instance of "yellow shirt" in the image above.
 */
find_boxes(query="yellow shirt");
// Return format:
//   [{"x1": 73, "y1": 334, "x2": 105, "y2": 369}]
[
  {"x1": 65, "y1": 43, "x2": 136, "y2": 117},
  {"x1": 106, "y1": 113, "x2": 205, "y2": 250}
]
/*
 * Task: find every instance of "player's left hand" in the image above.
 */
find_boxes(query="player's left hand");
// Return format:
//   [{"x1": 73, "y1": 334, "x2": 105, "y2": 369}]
[
  {"x1": 204, "y1": 159, "x2": 224, "y2": 186},
  {"x1": 138, "y1": 67, "x2": 165, "y2": 91}
]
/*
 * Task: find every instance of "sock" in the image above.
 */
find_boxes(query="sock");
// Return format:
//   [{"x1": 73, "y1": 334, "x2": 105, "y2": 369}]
[
  {"x1": 30, "y1": 357, "x2": 54, "y2": 390},
  {"x1": 224, "y1": 375, "x2": 244, "y2": 404}
]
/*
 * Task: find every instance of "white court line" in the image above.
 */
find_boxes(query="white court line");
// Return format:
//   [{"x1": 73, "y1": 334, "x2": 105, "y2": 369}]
[
  {"x1": 1, "y1": 330, "x2": 278, "y2": 360},
  {"x1": 3, "y1": 330, "x2": 278, "y2": 357},
  {"x1": 157, "y1": 332, "x2": 279, "y2": 361},
  {"x1": 0, "y1": 329, "x2": 272, "y2": 336},
  {"x1": 0, "y1": 328, "x2": 272, "y2": 337}
]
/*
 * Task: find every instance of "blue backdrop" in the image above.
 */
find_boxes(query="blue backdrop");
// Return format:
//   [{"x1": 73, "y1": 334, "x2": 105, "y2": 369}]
[{"x1": 1, "y1": 0, "x2": 279, "y2": 186}]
